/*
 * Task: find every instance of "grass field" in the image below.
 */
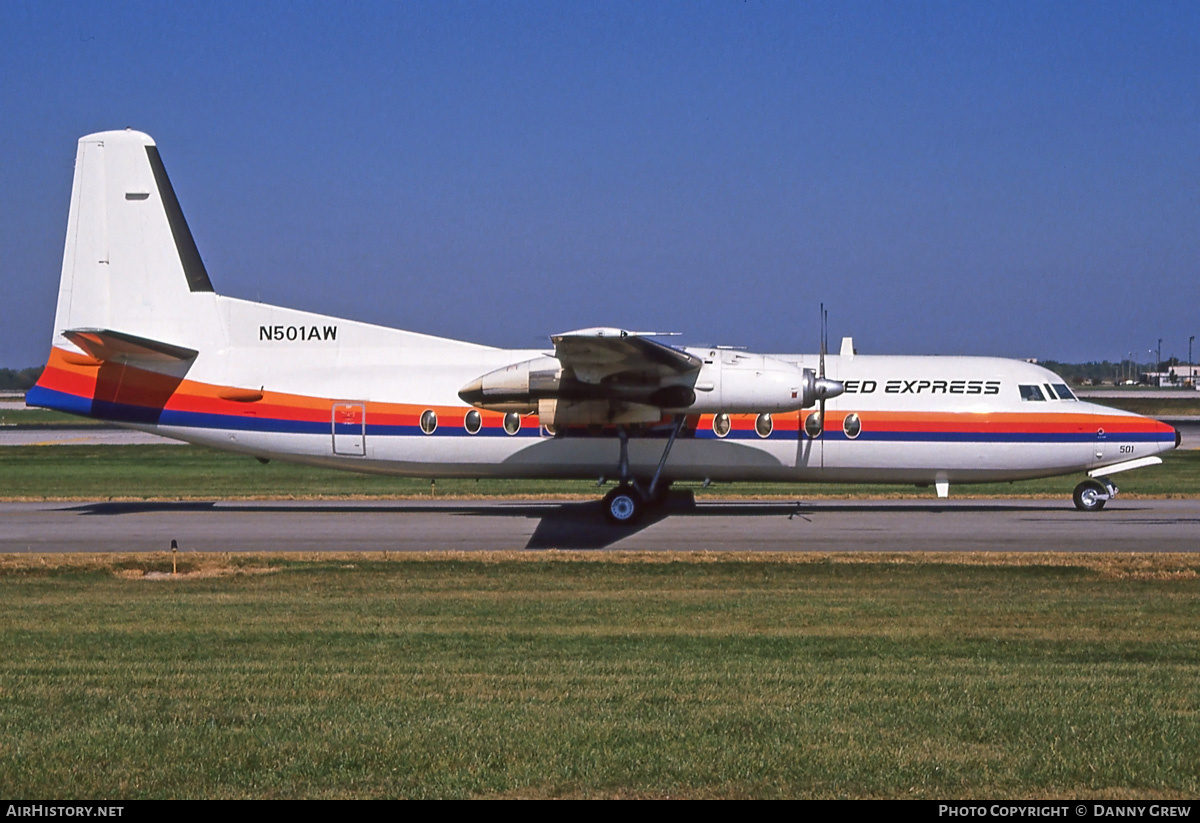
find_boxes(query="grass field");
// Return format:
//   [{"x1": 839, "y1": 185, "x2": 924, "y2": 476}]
[
  {"x1": 1091, "y1": 397, "x2": 1200, "y2": 416},
  {"x1": 1, "y1": 552, "x2": 1198, "y2": 799},
  {"x1": 0, "y1": 408, "x2": 79, "y2": 426},
  {"x1": 1, "y1": 443, "x2": 1196, "y2": 500}
]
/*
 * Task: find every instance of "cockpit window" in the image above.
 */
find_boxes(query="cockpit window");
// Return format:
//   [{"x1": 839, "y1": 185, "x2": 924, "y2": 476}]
[
  {"x1": 1044, "y1": 383, "x2": 1058, "y2": 400},
  {"x1": 1019, "y1": 384, "x2": 1046, "y2": 401},
  {"x1": 1052, "y1": 383, "x2": 1076, "y2": 400}
]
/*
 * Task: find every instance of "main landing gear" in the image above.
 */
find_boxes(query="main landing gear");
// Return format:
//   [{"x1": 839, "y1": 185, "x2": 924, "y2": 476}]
[
  {"x1": 601, "y1": 417, "x2": 684, "y2": 524},
  {"x1": 603, "y1": 484, "x2": 645, "y2": 524},
  {"x1": 1073, "y1": 477, "x2": 1117, "y2": 512}
]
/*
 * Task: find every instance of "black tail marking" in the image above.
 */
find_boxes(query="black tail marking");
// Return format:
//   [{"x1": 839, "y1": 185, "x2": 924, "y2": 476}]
[{"x1": 145, "y1": 145, "x2": 214, "y2": 293}]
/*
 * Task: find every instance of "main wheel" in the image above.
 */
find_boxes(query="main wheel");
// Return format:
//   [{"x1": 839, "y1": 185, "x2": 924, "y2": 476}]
[
  {"x1": 603, "y1": 485, "x2": 644, "y2": 524},
  {"x1": 1073, "y1": 479, "x2": 1108, "y2": 512}
]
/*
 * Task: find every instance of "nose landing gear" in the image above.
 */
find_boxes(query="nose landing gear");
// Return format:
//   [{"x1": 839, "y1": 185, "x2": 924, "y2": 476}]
[{"x1": 1073, "y1": 477, "x2": 1117, "y2": 512}]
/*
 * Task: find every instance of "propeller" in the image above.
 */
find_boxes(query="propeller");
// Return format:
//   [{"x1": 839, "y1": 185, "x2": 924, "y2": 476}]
[
  {"x1": 818, "y1": 304, "x2": 827, "y2": 434},
  {"x1": 811, "y1": 303, "x2": 844, "y2": 435}
]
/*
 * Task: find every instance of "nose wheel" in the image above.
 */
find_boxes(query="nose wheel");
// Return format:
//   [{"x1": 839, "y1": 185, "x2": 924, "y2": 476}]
[{"x1": 1073, "y1": 477, "x2": 1116, "y2": 512}]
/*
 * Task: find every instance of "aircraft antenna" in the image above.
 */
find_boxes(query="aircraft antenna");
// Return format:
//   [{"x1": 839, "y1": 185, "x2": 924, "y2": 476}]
[{"x1": 818, "y1": 304, "x2": 828, "y2": 434}]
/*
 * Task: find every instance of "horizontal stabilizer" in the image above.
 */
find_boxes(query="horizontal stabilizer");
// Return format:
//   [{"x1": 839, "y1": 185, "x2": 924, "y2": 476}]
[{"x1": 63, "y1": 328, "x2": 198, "y2": 363}]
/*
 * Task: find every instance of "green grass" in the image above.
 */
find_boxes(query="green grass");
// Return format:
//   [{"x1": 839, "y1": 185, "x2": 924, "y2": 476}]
[
  {"x1": 1, "y1": 553, "x2": 1198, "y2": 798},
  {"x1": 0, "y1": 444, "x2": 1196, "y2": 500},
  {"x1": 0, "y1": 408, "x2": 80, "y2": 426},
  {"x1": 1090, "y1": 397, "x2": 1200, "y2": 416}
]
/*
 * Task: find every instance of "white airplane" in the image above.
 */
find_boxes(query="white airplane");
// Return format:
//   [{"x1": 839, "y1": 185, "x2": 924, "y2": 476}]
[{"x1": 28, "y1": 130, "x2": 1180, "y2": 522}]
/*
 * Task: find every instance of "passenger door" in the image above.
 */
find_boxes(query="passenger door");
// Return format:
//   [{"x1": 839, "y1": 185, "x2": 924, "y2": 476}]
[{"x1": 332, "y1": 402, "x2": 366, "y2": 456}]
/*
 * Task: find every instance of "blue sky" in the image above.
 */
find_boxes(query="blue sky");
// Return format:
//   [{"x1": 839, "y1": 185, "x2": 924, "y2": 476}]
[{"x1": 2, "y1": 1, "x2": 1197, "y2": 367}]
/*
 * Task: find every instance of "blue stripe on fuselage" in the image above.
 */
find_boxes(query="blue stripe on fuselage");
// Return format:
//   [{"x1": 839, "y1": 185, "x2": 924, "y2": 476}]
[{"x1": 28, "y1": 386, "x2": 1174, "y2": 445}]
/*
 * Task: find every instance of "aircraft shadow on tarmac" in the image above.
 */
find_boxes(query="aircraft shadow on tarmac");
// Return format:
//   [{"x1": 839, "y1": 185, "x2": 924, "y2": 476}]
[{"x1": 63, "y1": 496, "x2": 1073, "y2": 551}]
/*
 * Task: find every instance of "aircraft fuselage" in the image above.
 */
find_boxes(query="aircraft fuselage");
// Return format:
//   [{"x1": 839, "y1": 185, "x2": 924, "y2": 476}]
[{"x1": 27, "y1": 130, "x2": 1179, "y2": 513}]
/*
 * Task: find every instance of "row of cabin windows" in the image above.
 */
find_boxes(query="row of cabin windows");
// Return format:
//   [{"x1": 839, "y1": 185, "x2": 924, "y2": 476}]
[
  {"x1": 419, "y1": 409, "x2": 522, "y2": 435},
  {"x1": 714, "y1": 412, "x2": 860, "y2": 439},
  {"x1": 417, "y1": 378, "x2": 1076, "y2": 436},
  {"x1": 1019, "y1": 383, "x2": 1077, "y2": 402},
  {"x1": 401, "y1": 380, "x2": 1080, "y2": 438},
  {"x1": 416, "y1": 410, "x2": 862, "y2": 439}
]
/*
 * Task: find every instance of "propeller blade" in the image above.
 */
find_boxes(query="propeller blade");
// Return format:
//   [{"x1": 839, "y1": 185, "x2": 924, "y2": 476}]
[{"x1": 819, "y1": 303, "x2": 827, "y2": 432}]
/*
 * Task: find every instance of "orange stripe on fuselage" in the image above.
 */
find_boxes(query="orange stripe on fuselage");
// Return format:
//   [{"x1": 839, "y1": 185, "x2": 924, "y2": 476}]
[{"x1": 35, "y1": 347, "x2": 1173, "y2": 436}]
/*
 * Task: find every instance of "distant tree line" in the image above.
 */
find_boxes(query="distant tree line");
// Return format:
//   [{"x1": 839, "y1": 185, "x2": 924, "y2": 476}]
[{"x1": 0, "y1": 367, "x2": 43, "y2": 391}]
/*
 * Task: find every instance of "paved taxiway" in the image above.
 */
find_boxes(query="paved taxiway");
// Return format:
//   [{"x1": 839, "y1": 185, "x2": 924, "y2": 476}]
[
  {"x1": 2, "y1": 497, "x2": 1198, "y2": 553},
  {"x1": 0, "y1": 427, "x2": 182, "y2": 446}
]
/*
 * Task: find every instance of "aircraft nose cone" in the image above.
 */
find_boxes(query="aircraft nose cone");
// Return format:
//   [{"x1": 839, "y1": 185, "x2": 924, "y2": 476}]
[{"x1": 458, "y1": 377, "x2": 484, "y2": 406}]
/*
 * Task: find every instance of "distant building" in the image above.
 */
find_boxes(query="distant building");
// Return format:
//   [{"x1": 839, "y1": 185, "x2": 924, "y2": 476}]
[
  {"x1": 1176, "y1": 363, "x2": 1199, "y2": 387},
  {"x1": 1142, "y1": 365, "x2": 1199, "y2": 388}
]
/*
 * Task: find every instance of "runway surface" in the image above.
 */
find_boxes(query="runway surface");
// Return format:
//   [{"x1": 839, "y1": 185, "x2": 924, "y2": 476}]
[
  {"x1": 2, "y1": 497, "x2": 1198, "y2": 553},
  {"x1": 0, "y1": 427, "x2": 182, "y2": 446}
]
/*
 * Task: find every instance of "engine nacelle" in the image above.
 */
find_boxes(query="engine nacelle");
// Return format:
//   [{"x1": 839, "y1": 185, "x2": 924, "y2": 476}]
[
  {"x1": 457, "y1": 356, "x2": 560, "y2": 413},
  {"x1": 688, "y1": 354, "x2": 843, "y2": 413},
  {"x1": 459, "y1": 351, "x2": 845, "y2": 418}
]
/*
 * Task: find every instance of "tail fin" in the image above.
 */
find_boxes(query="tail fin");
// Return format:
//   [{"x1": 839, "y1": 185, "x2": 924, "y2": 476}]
[
  {"x1": 30, "y1": 130, "x2": 221, "y2": 417},
  {"x1": 48, "y1": 129, "x2": 217, "y2": 351}
]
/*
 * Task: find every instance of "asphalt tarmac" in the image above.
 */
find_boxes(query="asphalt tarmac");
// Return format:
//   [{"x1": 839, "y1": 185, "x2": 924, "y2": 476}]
[
  {"x1": 0, "y1": 427, "x2": 183, "y2": 446},
  {"x1": 2, "y1": 497, "x2": 1198, "y2": 553}
]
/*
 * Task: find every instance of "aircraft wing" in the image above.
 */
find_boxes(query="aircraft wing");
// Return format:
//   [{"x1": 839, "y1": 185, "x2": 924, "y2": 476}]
[
  {"x1": 550, "y1": 328, "x2": 701, "y2": 385},
  {"x1": 460, "y1": 328, "x2": 702, "y2": 423}
]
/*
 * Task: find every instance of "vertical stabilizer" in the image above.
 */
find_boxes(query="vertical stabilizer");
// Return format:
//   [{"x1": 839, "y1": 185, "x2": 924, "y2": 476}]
[{"x1": 49, "y1": 129, "x2": 217, "y2": 352}]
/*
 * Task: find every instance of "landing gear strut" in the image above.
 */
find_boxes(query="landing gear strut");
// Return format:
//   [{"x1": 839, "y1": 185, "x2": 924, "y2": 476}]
[
  {"x1": 602, "y1": 416, "x2": 685, "y2": 524},
  {"x1": 1073, "y1": 477, "x2": 1117, "y2": 512}
]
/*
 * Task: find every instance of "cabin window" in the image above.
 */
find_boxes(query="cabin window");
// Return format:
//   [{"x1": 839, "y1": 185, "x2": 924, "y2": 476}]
[
  {"x1": 804, "y1": 412, "x2": 822, "y2": 439},
  {"x1": 755, "y1": 413, "x2": 773, "y2": 438},
  {"x1": 464, "y1": 409, "x2": 481, "y2": 435},
  {"x1": 712, "y1": 413, "x2": 731, "y2": 438},
  {"x1": 420, "y1": 409, "x2": 437, "y2": 434},
  {"x1": 1019, "y1": 385, "x2": 1046, "y2": 401},
  {"x1": 843, "y1": 413, "x2": 862, "y2": 439},
  {"x1": 503, "y1": 412, "x2": 521, "y2": 435},
  {"x1": 1052, "y1": 383, "x2": 1077, "y2": 400}
]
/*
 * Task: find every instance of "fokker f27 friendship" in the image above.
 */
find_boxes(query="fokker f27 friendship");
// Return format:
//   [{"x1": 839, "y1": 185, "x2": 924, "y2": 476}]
[{"x1": 29, "y1": 131, "x2": 1180, "y2": 522}]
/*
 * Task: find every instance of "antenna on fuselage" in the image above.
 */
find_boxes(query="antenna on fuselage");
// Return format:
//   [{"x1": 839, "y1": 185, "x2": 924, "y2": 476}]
[{"x1": 818, "y1": 303, "x2": 828, "y2": 434}]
